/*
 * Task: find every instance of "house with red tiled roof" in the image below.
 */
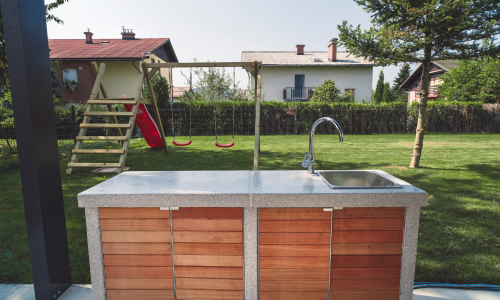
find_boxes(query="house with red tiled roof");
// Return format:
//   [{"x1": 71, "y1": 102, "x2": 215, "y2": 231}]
[{"x1": 49, "y1": 28, "x2": 178, "y2": 106}]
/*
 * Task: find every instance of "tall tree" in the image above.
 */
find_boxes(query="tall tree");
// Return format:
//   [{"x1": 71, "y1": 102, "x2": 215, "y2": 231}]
[
  {"x1": 373, "y1": 70, "x2": 384, "y2": 103},
  {"x1": 338, "y1": 0, "x2": 500, "y2": 168},
  {"x1": 393, "y1": 63, "x2": 412, "y2": 99},
  {"x1": 382, "y1": 82, "x2": 391, "y2": 102},
  {"x1": 0, "y1": 0, "x2": 70, "y2": 92}
]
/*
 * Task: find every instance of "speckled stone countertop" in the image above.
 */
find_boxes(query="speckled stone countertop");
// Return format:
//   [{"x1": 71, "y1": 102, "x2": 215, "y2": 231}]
[{"x1": 78, "y1": 170, "x2": 427, "y2": 208}]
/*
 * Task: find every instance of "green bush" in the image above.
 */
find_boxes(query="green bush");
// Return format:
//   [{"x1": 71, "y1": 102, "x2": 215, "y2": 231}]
[
  {"x1": 142, "y1": 73, "x2": 170, "y2": 108},
  {"x1": 310, "y1": 79, "x2": 342, "y2": 103}
]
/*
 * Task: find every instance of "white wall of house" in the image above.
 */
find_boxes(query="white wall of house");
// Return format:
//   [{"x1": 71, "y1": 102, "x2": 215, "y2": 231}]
[
  {"x1": 408, "y1": 91, "x2": 417, "y2": 104},
  {"x1": 101, "y1": 60, "x2": 143, "y2": 98},
  {"x1": 250, "y1": 66, "x2": 373, "y2": 102},
  {"x1": 101, "y1": 55, "x2": 169, "y2": 99}
]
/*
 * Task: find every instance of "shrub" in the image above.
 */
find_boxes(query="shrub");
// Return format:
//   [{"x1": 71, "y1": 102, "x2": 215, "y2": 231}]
[
  {"x1": 310, "y1": 79, "x2": 342, "y2": 103},
  {"x1": 142, "y1": 73, "x2": 170, "y2": 108}
]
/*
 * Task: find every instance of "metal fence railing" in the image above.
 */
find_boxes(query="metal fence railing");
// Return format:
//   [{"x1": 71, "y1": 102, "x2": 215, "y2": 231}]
[
  {"x1": 155, "y1": 105, "x2": 500, "y2": 137},
  {"x1": 283, "y1": 87, "x2": 316, "y2": 102},
  {"x1": 1, "y1": 105, "x2": 499, "y2": 171}
]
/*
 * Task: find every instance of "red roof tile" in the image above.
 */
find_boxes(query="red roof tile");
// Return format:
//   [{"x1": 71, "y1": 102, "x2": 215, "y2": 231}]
[{"x1": 48, "y1": 38, "x2": 170, "y2": 60}]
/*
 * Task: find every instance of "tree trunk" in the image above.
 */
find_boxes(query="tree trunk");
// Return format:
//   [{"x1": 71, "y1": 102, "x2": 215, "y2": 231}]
[{"x1": 409, "y1": 44, "x2": 432, "y2": 168}]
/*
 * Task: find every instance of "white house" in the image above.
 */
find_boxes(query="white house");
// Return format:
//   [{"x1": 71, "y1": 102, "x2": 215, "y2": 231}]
[{"x1": 242, "y1": 39, "x2": 375, "y2": 102}]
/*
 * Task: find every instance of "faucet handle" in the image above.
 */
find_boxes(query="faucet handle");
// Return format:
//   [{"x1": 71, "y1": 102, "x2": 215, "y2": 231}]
[{"x1": 302, "y1": 151, "x2": 312, "y2": 168}]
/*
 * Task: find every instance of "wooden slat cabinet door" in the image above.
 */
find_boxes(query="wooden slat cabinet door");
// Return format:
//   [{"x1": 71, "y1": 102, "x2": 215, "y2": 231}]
[
  {"x1": 259, "y1": 208, "x2": 331, "y2": 300},
  {"x1": 100, "y1": 207, "x2": 174, "y2": 300},
  {"x1": 171, "y1": 208, "x2": 244, "y2": 300},
  {"x1": 330, "y1": 207, "x2": 405, "y2": 300}
]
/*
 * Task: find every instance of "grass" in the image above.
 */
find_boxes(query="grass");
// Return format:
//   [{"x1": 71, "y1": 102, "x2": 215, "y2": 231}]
[{"x1": 1, "y1": 133, "x2": 500, "y2": 284}]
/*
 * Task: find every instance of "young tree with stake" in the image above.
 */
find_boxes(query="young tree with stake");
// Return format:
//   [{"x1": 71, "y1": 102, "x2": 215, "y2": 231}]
[{"x1": 338, "y1": 0, "x2": 500, "y2": 168}]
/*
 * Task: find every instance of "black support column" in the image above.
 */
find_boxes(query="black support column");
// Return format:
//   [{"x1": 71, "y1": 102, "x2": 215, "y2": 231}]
[{"x1": 1, "y1": 0, "x2": 72, "y2": 299}]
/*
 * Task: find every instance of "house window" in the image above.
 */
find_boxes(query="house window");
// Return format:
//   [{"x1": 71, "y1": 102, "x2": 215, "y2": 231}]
[
  {"x1": 151, "y1": 58, "x2": 155, "y2": 63},
  {"x1": 63, "y1": 68, "x2": 78, "y2": 83},
  {"x1": 345, "y1": 89, "x2": 355, "y2": 97}
]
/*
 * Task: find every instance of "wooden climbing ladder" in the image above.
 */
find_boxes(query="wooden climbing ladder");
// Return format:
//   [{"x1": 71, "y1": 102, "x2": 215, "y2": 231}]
[{"x1": 66, "y1": 62, "x2": 157, "y2": 175}]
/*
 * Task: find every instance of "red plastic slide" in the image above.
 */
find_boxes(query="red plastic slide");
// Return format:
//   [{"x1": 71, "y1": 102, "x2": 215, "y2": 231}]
[{"x1": 123, "y1": 97, "x2": 163, "y2": 148}]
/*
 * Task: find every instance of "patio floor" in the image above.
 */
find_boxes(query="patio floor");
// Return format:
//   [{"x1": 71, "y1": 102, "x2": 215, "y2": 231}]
[{"x1": 1, "y1": 284, "x2": 499, "y2": 300}]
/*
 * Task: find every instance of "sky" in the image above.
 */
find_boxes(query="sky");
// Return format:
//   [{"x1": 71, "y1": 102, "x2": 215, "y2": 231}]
[{"x1": 45, "y1": 0, "x2": 411, "y2": 93}]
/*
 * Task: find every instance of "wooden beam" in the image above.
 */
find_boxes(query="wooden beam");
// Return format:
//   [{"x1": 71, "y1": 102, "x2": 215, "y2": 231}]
[
  {"x1": 117, "y1": 71, "x2": 145, "y2": 173},
  {"x1": 243, "y1": 66, "x2": 254, "y2": 76},
  {"x1": 143, "y1": 62, "x2": 257, "y2": 68},
  {"x1": 148, "y1": 67, "x2": 160, "y2": 78},
  {"x1": 67, "y1": 63, "x2": 106, "y2": 175},
  {"x1": 88, "y1": 100, "x2": 137, "y2": 105},
  {"x1": 71, "y1": 149, "x2": 125, "y2": 154},
  {"x1": 76, "y1": 136, "x2": 128, "y2": 141},
  {"x1": 68, "y1": 163, "x2": 121, "y2": 168},
  {"x1": 146, "y1": 66, "x2": 169, "y2": 153},
  {"x1": 142, "y1": 63, "x2": 168, "y2": 154},
  {"x1": 169, "y1": 68, "x2": 173, "y2": 105},
  {"x1": 86, "y1": 98, "x2": 150, "y2": 104},
  {"x1": 253, "y1": 62, "x2": 261, "y2": 170},
  {"x1": 83, "y1": 112, "x2": 133, "y2": 116},
  {"x1": 91, "y1": 62, "x2": 110, "y2": 98},
  {"x1": 79, "y1": 123, "x2": 131, "y2": 128}
]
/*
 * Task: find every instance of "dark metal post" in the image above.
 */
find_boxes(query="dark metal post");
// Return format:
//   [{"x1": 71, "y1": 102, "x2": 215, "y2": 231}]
[
  {"x1": 403, "y1": 106, "x2": 407, "y2": 134},
  {"x1": 455, "y1": 106, "x2": 460, "y2": 134},
  {"x1": 1, "y1": 0, "x2": 72, "y2": 299},
  {"x1": 240, "y1": 106, "x2": 243, "y2": 135},
  {"x1": 350, "y1": 107, "x2": 353, "y2": 134},
  {"x1": 71, "y1": 105, "x2": 77, "y2": 145},
  {"x1": 294, "y1": 106, "x2": 298, "y2": 134},
  {"x1": 184, "y1": 106, "x2": 188, "y2": 135}
]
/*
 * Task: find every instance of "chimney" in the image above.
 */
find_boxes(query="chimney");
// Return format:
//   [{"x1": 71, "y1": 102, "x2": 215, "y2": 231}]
[
  {"x1": 121, "y1": 27, "x2": 136, "y2": 40},
  {"x1": 84, "y1": 29, "x2": 93, "y2": 44},
  {"x1": 296, "y1": 44, "x2": 305, "y2": 55},
  {"x1": 328, "y1": 38, "x2": 338, "y2": 61}
]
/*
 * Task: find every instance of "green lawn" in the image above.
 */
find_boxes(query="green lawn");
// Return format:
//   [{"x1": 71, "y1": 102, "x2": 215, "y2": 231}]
[{"x1": 1, "y1": 134, "x2": 500, "y2": 284}]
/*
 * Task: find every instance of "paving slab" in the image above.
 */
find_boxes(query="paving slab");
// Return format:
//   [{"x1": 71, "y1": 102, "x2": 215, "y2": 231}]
[
  {"x1": 1, "y1": 284, "x2": 499, "y2": 299},
  {"x1": 0, "y1": 284, "x2": 92, "y2": 300}
]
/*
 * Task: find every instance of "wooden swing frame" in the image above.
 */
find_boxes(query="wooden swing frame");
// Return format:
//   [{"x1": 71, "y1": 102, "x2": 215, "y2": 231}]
[{"x1": 142, "y1": 61, "x2": 262, "y2": 170}]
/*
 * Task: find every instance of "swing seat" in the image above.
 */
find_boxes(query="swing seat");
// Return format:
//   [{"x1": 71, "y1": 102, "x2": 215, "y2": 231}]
[
  {"x1": 215, "y1": 142, "x2": 234, "y2": 148},
  {"x1": 172, "y1": 140, "x2": 192, "y2": 146}
]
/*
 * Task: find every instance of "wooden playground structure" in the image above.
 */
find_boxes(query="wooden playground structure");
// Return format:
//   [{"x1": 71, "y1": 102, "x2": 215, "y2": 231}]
[{"x1": 67, "y1": 61, "x2": 262, "y2": 175}]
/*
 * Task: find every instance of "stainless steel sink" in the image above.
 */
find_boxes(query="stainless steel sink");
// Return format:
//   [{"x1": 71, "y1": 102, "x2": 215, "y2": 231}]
[{"x1": 316, "y1": 171, "x2": 403, "y2": 189}]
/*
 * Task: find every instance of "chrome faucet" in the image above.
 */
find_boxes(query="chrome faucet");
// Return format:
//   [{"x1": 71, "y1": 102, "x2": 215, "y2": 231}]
[{"x1": 302, "y1": 117, "x2": 344, "y2": 174}]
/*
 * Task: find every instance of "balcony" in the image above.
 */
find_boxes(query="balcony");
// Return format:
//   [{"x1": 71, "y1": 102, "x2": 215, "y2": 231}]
[
  {"x1": 414, "y1": 86, "x2": 440, "y2": 98},
  {"x1": 283, "y1": 87, "x2": 315, "y2": 102}
]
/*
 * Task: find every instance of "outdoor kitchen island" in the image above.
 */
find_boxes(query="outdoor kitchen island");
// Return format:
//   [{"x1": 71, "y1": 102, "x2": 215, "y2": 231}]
[{"x1": 78, "y1": 170, "x2": 427, "y2": 300}]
